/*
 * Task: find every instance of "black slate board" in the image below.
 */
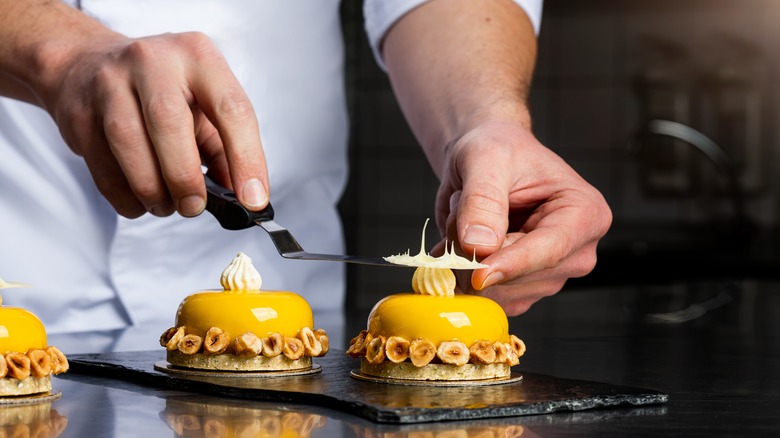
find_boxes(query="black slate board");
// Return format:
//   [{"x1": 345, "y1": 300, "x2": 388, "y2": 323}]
[{"x1": 67, "y1": 350, "x2": 668, "y2": 424}]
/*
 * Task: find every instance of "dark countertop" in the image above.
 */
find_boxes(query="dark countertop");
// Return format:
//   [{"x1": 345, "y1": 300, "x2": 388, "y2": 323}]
[{"x1": 28, "y1": 280, "x2": 780, "y2": 436}]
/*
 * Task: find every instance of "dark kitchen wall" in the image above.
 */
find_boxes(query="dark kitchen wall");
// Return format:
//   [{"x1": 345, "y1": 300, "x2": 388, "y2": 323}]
[
  {"x1": 339, "y1": 0, "x2": 780, "y2": 313},
  {"x1": 339, "y1": 0, "x2": 438, "y2": 312}
]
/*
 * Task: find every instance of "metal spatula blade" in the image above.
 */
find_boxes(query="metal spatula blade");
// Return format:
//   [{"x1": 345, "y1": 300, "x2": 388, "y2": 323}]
[{"x1": 203, "y1": 175, "x2": 396, "y2": 267}]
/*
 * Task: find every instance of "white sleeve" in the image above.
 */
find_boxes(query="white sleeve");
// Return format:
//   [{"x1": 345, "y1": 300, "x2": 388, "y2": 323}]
[{"x1": 364, "y1": 0, "x2": 543, "y2": 70}]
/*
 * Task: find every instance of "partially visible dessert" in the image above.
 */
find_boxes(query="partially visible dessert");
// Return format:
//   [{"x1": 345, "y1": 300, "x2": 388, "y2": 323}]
[
  {"x1": 0, "y1": 276, "x2": 69, "y2": 397},
  {"x1": 159, "y1": 253, "x2": 328, "y2": 372}
]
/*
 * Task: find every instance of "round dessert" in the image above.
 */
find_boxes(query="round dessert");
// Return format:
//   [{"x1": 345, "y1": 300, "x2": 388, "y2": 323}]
[
  {"x1": 347, "y1": 266, "x2": 526, "y2": 381},
  {"x1": 0, "y1": 278, "x2": 69, "y2": 397},
  {"x1": 160, "y1": 253, "x2": 329, "y2": 372}
]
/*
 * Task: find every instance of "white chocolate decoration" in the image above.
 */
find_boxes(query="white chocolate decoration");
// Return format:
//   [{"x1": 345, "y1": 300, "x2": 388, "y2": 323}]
[
  {"x1": 412, "y1": 267, "x2": 456, "y2": 297},
  {"x1": 220, "y1": 252, "x2": 262, "y2": 291},
  {"x1": 384, "y1": 219, "x2": 487, "y2": 269},
  {"x1": 0, "y1": 275, "x2": 29, "y2": 296}
]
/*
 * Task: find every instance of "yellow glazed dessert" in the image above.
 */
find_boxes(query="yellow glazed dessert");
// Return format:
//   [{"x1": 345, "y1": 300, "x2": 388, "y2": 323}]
[
  {"x1": 347, "y1": 267, "x2": 525, "y2": 380},
  {"x1": 350, "y1": 223, "x2": 525, "y2": 381},
  {"x1": 348, "y1": 266, "x2": 526, "y2": 381},
  {"x1": 367, "y1": 290, "x2": 510, "y2": 347},
  {"x1": 0, "y1": 276, "x2": 69, "y2": 397},
  {"x1": 160, "y1": 253, "x2": 328, "y2": 372}
]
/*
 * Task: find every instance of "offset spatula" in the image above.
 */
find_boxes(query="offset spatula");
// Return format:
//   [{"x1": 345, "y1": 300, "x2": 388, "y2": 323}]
[{"x1": 203, "y1": 175, "x2": 395, "y2": 267}]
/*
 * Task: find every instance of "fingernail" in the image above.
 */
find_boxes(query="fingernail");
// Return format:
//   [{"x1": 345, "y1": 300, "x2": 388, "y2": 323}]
[
  {"x1": 464, "y1": 224, "x2": 499, "y2": 247},
  {"x1": 242, "y1": 178, "x2": 268, "y2": 208},
  {"x1": 149, "y1": 202, "x2": 173, "y2": 217},
  {"x1": 479, "y1": 271, "x2": 505, "y2": 290},
  {"x1": 179, "y1": 195, "x2": 206, "y2": 217}
]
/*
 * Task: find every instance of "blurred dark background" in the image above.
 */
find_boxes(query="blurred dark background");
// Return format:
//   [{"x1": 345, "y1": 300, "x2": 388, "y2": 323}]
[{"x1": 338, "y1": 0, "x2": 780, "y2": 324}]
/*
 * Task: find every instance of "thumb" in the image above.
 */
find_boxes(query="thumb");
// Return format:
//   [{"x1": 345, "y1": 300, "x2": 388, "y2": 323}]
[{"x1": 456, "y1": 156, "x2": 510, "y2": 259}]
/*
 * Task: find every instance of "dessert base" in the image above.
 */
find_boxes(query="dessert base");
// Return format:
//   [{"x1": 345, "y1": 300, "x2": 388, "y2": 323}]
[
  {"x1": 359, "y1": 359, "x2": 511, "y2": 382},
  {"x1": 350, "y1": 369, "x2": 521, "y2": 387},
  {"x1": 0, "y1": 388, "x2": 61, "y2": 406},
  {"x1": 350, "y1": 359, "x2": 523, "y2": 386},
  {"x1": 0, "y1": 376, "x2": 52, "y2": 398},
  {"x1": 155, "y1": 361, "x2": 321, "y2": 378},
  {"x1": 166, "y1": 350, "x2": 312, "y2": 372}
]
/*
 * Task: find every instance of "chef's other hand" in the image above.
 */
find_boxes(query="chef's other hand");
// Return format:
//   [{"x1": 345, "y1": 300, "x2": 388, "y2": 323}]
[
  {"x1": 433, "y1": 121, "x2": 612, "y2": 316},
  {"x1": 38, "y1": 30, "x2": 268, "y2": 218}
]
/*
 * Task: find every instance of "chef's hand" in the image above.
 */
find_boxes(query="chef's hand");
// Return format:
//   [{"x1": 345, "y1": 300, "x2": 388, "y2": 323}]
[
  {"x1": 46, "y1": 32, "x2": 268, "y2": 218},
  {"x1": 0, "y1": 0, "x2": 270, "y2": 220},
  {"x1": 380, "y1": 0, "x2": 611, "y2": 315},
  {"x1": 432, "y1": 121, "x2": 612, "y2": 316}
]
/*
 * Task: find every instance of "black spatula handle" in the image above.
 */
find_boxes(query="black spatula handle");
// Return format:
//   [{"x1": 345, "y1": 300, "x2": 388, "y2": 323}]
[{"x1": 203, "y1": 174, "x2": 274, "y2": 230}]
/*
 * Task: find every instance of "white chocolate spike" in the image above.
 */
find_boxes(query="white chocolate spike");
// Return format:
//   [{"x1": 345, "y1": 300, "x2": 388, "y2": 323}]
[
  {"x1": 418, "y1": 218, "x2": 429, "y2": 257},
  {"x1": 0, "y1": 274, "x2": 29, "y2": 289}
]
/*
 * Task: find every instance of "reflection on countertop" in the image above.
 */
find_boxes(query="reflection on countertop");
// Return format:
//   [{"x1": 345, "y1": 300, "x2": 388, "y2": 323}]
[
  {"x1": 161, "y1": 395, "x2": 327, "y2": 437},
  {"x1": 0, "y1": 401, "x2": 67, "y2": 438}
]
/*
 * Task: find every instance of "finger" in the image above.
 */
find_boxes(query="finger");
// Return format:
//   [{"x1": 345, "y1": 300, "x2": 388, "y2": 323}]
[
  {"x1": 138, "y1": 89, "x2": 205, "y2": 217},
  {"x1": 102, "y1": 84, "x2": 174, "y2": 217},
  {"x1": 473, "y1": 228, "x2": 574, "y2": 290},
  {"x1": 82, "y1": 136, "x2": 146, "y2": 219},
  {"x1": 470, "y1": 239, "x2": 597, "y2": 290},
  {"x1": 432, "y1": 195, "x2": 487, "y2": 263},
  {"x1": 434, "y1": 183, "x2": 456, "y2": 237},
  {"x1": 62, "y1": 103, "x2": 146, "y2": 218},
  {"x1": 188, "y1": 37, "x2": 269, "y2": 210},
  {"x1": 454, "y1": 146, "x2": 511, "y2": 258},
  {"x1": 472, "y1": 203, "x2": 597, "y2": 290},
  {"x1": 195, "y1": 77, "x2": 268, "y2": 210},
  {"x1": 195, "y1": 109, "x2": 231, "y2": 187},
  {"x1": 475, "y1": 278, "x2": 567, "y2": 316},
  {"x1": 431, "y1": 191, "x2": 460, "y2": 256},
  {"x1": 46, "y1": 46, "x2": 150, "y2": 218},
  {"x1": 124, "y1": 35, "x2": 208, "y2": 217},
  {"x1": 135, "y1": 69, "x2": 205, "y2": 217}
]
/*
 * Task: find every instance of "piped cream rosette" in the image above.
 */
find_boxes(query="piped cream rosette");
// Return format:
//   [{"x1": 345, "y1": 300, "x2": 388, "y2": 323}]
[
  {"x1": 350, "y1": 229, "x2": 526, "y2": 381},
  {"x1": 160, "y1": 253, "x2": 328, "y2": 372}
]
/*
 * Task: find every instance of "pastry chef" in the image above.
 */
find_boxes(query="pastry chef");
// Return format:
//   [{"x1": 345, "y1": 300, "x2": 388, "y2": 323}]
[{"x1": 0, "y1": 0, "x2": 610, "y2": 352}]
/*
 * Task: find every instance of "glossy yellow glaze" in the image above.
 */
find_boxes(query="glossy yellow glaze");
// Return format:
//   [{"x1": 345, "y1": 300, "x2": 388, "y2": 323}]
[
  {"x1": 175, "y1": 290, "x2": 314, "y2": 342},
  {"x1": 367, "y1": 293, "x2": 509, "y2": 345},
  {"x1": 0, "y1": 306, "x2": 47, "y2": 353}
]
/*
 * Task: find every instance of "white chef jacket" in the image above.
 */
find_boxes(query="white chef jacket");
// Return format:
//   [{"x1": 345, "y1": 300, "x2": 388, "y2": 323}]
[{"x1": 0, "y1": 0, "x2": 541, "y2": 352}]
